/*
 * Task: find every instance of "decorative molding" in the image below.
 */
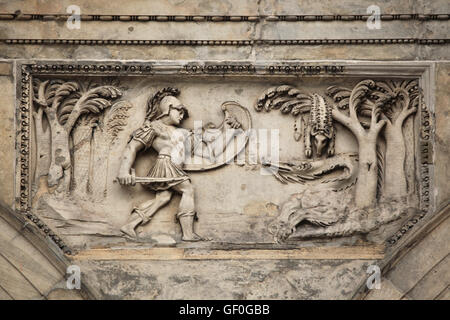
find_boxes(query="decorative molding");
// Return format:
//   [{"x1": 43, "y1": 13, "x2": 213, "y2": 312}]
[
  {"x1": 0, "y1": 201, "x2": 99, "y2": 299},
  {"x1": 16, "y1": 60, "x2": 436, "y2": 255},
  {"x1": 18, "y1": 64, "x2": 72, "y2": 254},
  {"x1": 2, "y1": 38, "x2": 449, "y2": 46},
  {"x1": 72, "y1": 246, "x2": 386, "y2": 261},
  {"x1": 353, "y1": 203, "x2": 449, "y2": 299},
  {"x1": 1, "y1": 13, "x2": 449, "y2": 22},
  {"x1": 18, "y1": 65, "x2": 31, "y2": 213}
]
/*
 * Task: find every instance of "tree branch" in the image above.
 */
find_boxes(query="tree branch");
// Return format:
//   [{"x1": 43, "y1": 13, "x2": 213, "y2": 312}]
[
  {"x1": 398, "y1": 106, "x2": 417, "y2": 124},
  {"x1": 368, "y1": 103, "x2": 387, "y2": 136},
  {"x1": 331, "y1": 107, "x2": 363, "y2": 137},
  {"x1": 396, "y1": 88, "x2": 416, "y2": 124}
]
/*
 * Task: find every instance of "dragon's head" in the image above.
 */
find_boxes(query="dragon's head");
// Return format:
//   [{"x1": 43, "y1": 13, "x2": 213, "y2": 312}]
[{"x1": 268, "y1": 193, "x2": 304, "y2": 243}]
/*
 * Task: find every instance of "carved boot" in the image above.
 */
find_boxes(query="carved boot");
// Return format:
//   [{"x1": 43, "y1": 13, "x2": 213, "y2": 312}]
[
  {"x1": 178, "y1": 214, "x2": 204, "y2": 242},
  {"x1": 120, "y1": 212, "x2": 143, "y2": 238}
]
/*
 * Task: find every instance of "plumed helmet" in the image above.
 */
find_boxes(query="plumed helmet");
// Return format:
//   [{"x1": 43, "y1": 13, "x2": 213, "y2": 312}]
[{"x1": 156, "y1": 96, "x2": 189, "y2": 120}]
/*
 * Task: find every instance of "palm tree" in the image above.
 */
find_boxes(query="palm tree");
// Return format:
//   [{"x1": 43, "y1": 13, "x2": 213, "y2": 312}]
[
  {"x1": 32, "y1": 79, "x2": 122, "y2": 194},
  {"x1": 327, "y1": 80, "x2": 391, "y2": 208},
  {"x1": 374, "y1": 80, "x2": 420, "y2": 198}
]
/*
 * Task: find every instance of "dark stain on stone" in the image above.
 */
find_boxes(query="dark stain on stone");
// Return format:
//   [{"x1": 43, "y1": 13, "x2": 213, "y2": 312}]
[
  {"x1": 94, "y1": 264, "x2": 161, "y2": 299},
  {"x1": 55, "y1": 156, "x2": 66, "y2": 165},
  {"x1": 250, "y1": 271, "x2": 267, "y2": 282},
  {"x1": 169, "y1": 275, "x2": 190, "y2": 284},
  {"x1": 301, "y1": 283, "x2": 321, "y2": 297},
  {"x1": 99, "y1": 289, "x2": 123, "y2": 300},
  {"x1": 232, "y1": 292, "x2": 245, "y2": 299},
  {"x1": 275, "y1": 260, "x2": 299, "y2": 270}
]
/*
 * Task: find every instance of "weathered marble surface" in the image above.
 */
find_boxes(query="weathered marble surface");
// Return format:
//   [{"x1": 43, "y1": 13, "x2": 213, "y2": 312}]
[
  {"x1": 0, "y1": 0, "x2": 449, "y2": 61},
  {"x1": 0, "y1": 0, "x2": 448, "y2": 300},
  {"x1": 434, "y1": 63, "x2": 450, "y2": 208},
  {"x1": 0, "y1": 62, "x2": 15, "y2": 208},
  {"x1": 0, "y1": 0, "x2": 448, "y2": 15},
  {"x1": 18, "y1": 71, "x2": 422, "y2": 250},
  {"x1": 79, "y1": 259, "x2": 374, "y2": 300}
]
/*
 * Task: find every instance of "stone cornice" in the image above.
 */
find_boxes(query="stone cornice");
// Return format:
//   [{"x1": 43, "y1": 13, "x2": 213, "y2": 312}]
[
  {"x1": 0, "y1": 13, "x2": 449, "y2": 22},
  {"x1": 2, "y1": 38, "x2": 449, "y2": 46}
]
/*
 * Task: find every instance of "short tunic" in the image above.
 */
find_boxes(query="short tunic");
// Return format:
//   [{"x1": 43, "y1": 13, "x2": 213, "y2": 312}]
[{"x1": 131, "y1": 120, "x2": 189, "y2": 191}]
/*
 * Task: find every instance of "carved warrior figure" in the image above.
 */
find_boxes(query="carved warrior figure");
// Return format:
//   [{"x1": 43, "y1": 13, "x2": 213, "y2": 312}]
[
  {"x1": 255, "y1": 86, "x2": 335, "y2": 158},
  {"x1": 117, "y1": 88, "x2": 243, "y2": 241}
]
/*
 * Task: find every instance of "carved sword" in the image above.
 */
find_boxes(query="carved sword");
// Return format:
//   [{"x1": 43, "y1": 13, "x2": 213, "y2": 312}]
[{"x1": 114, "y1": 168, "x2": 188, "y2": 186}]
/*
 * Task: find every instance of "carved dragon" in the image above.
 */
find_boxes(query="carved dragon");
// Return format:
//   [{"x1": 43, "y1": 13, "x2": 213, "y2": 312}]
[
  {"x1": 262, "y1": 152, "x2": 358, "y2": 191},
  {"x1": 269, "y1": 189, "x2": 415, "y2": 243},
  {"x1": 261, "y1": 79, "x2": 422, "y2": 242}
]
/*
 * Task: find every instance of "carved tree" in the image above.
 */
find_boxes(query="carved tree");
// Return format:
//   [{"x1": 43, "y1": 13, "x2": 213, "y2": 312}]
[
  {"x1": 33, "y1": 80, "x2": 77, "y2": 191},
  {"x1": 102, "y1": 100, "x2": 132, "y2": 196},
  {"x1": 62, "y1": 83, "x2": 122, "y2": 135},
  {"x1": 326, "y1": 80, "x2": 390, "y2": 208},
  {"x1": 32, "y1": 92, "x2": 51, "y2": 185},
  {"x1": 32, "y1": 79, "x2": 122, "y2": 193},
  {"x1": 374, "y1": 80, "x2": 420, "y2": 198},
  {"x1": 72, "y1": 114, "x2": 99, "y2": 195}
]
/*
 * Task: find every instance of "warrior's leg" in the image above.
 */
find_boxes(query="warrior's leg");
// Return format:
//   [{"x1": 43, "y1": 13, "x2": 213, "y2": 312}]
[
  {"x1": 120, "y1": 190, "x2": 172, "y2": 237},
  {"x1": 138, "y1": 190, "x2": 173, "y2": 222},
  {"x1": 172, "y1": 181, "x2": 205, "y2": 241}
]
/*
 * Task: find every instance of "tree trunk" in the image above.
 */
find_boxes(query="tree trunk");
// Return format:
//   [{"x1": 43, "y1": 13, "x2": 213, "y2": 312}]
[
  {"x1": 91, "y1": 125, "x2": 109, "y2": 200},
  {"x1": 45, "y1": 109, "x2": 71, "y2": 191},
  {"x1": 33, "y1": 109, "x2": 51, "y2": 184},
  {"x1": 32, "y1": 109, "x2": 52, "y2": 205},
  {"x1": 72, "y1": 122, "x2": 92, "y2": 196},
  {"x1": 355, "y1": 135, "x2": 379, "y2": 208},
  {"x1": 383, "y1": 126, "x2": 407, "y2": 198}
]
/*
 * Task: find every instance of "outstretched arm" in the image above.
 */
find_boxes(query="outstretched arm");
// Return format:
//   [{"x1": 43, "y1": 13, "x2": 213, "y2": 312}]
[
  {"x1": 117, "y1": 139, "x2": 144, "y2": 185},
  {"x1": 191, "y1": 115, "x2": 242, "y2": 162}
]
